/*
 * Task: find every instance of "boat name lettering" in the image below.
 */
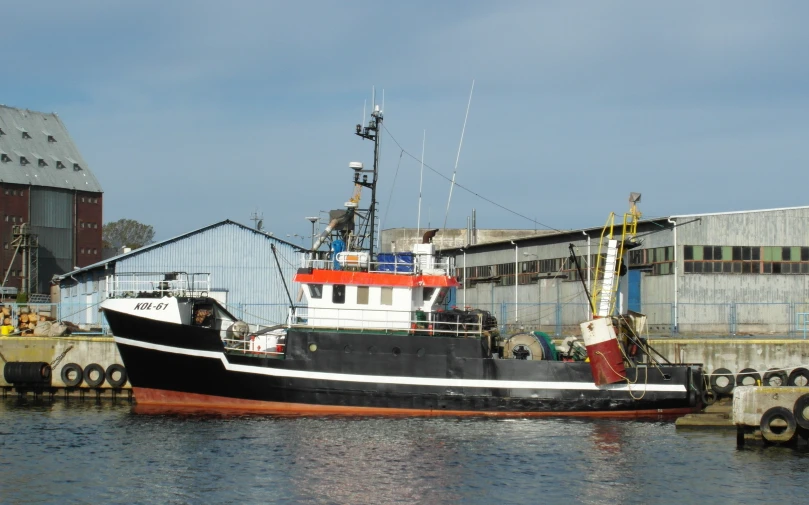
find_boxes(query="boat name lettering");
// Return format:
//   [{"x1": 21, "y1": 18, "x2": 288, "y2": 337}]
[{"x1": 133, "y1": 302, "x2": 170, "y2": 311}]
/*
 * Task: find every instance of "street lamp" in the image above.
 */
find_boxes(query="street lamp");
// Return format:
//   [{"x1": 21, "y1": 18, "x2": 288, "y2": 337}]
[
  {"x1": 305, "y1": 217, "x2": 319, "y2": 250},
  {"x1": 510, "y1": 241, "x2": 518, "y2": 324}
]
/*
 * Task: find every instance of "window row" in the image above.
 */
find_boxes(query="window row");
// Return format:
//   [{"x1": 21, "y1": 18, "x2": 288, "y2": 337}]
[
  {"x1": 0, "y1": 153, "x2": 81, "y2": 170},
  {"x1": 80, "y1": 248, "x2": 99, "y2": 255},
  {"x1": 3, "y1": 189, "x2": 25, "y2": 197},
  {"x1": 685, "y1": 245, "x2": 809, "y2": 262},
  {"x1": 80, "y1": 222, "x2": 99, "y2": 229},
  {"x1": 0, "y1": 127, "x2": 56, "y2": 143},
  {"x1": 309, "y1": 284, "x2": 394, "y2": 306},
  {"x1": 3, "y1": 215, "x2": 23, "y2": 223},
  {"x1": 684, "y1": 261, "x2": 809, "y2": 274},
  {"x1": 80, "y1": 196, "x2": 99, "y2": 204}
]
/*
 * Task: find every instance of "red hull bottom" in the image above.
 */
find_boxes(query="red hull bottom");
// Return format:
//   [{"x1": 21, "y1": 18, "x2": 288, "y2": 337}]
[{"x1": 132, "y1": 388, "x2": 697, "y2": 418}]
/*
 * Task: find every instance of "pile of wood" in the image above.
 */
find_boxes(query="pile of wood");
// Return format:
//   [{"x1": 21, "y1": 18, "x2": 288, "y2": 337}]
[{"x1": 2, "y1": 305, "x2": 63, "y2": 336}]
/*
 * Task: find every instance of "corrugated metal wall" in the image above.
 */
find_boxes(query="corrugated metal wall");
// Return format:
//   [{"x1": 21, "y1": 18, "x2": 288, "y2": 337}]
[
  {"x1": 114, "y1": 223, "x2": 301, "y2": 325},
  {"x1": 30, "y1": 187, "x2": 73, "y2": 293}
]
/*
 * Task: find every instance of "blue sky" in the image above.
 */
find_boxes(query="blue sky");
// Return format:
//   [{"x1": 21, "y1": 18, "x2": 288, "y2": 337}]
[{"x1": 3, "y1": 1, "x2": 808, "y2": 244}]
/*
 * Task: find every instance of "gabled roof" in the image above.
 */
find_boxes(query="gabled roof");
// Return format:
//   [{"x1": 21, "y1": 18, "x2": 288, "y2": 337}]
[
  {"x1": 0, "y1": 104, "x2": 102, "y2": 192},
  {"x1": 57, "y1": 219, "x2": 304, "y2": 279}
]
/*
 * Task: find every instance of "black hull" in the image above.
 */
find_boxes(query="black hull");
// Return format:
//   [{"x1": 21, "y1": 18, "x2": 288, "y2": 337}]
[{"x1": 105, "y1": 309, "x2": 704, "y2": 416}]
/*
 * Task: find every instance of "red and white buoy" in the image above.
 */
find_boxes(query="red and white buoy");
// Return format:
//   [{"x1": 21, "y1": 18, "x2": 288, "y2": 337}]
[{"x1": 580, "y1": 317, "x2": 626, "y2": 386}]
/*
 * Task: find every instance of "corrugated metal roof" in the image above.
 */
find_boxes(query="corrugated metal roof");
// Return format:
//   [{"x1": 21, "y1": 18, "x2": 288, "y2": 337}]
[
  {"x1": 0, "y1": 105, "x2": 102, "y2": 192},
  {"x1": 57, "y1": 219, "x2": 304, "y2": 278}
]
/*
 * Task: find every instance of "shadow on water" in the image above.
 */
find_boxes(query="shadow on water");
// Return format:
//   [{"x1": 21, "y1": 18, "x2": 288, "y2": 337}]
[{"x1": 2, "y1": 399, "x2": 809, "y2": 505}]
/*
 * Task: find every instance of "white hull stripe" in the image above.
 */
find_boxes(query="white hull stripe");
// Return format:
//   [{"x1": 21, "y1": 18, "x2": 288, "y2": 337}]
[{"x1": 114, "y1": 336, "x2": 687, "y2": 393}]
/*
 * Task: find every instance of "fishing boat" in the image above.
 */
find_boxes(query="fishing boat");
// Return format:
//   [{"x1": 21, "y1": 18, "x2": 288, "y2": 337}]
[{"x1": 101, "y1": 106, "x2": 706, "y2": 416}]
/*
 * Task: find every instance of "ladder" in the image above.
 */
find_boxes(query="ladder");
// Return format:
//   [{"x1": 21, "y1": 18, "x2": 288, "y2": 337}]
[{"x1": 597, "y1": 239, "x2": 619, "y2": 317}]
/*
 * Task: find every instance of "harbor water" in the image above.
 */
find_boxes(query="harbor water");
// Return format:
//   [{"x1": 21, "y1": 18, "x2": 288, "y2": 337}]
[{"x1": 0, "y1": 399, "x2": 806, "y2": 505}]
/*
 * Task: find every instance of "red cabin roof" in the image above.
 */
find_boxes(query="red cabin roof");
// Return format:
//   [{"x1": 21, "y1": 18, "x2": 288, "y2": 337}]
[{"x1": 294, "y1": 269, "x2": 458, "y2": 288}]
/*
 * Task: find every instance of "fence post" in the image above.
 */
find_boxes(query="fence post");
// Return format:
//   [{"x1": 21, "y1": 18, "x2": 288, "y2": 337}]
[
  {"x1": 729, "y1": 303, "x2": 736, "y2": 336},
  {"x1": 555, "y1": 301, "x2": 561, "y2": 337}
]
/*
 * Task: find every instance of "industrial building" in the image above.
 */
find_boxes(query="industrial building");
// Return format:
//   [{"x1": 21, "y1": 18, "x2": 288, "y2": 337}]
[
  {"x1": 442, "y1": 205, "x2": 809, "y2": 336},
  {"x1": 0, "y1": 105, "x2": 103, "y2": 298},
  {"x1": 56, "y1": 220, "x2": 304, "y2": 330}
]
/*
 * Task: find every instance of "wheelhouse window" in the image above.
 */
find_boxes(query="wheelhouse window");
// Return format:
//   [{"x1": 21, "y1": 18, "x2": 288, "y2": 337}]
[
  {"x1": 309, "y1": 285, "x2": 322, "y2": 299},
  {"x1": 357, "y1": 286, "x2": 369, "y2": 305},
  {"x1": 332, "y1": 284, "x2": 346, "y2": 304},
  {"x1": 381, "y1": 287, "x2": 393, "y2": 306}
]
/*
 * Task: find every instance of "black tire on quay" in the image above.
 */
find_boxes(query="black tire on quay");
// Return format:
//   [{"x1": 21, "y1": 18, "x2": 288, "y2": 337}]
[
  {"x1": 793, "y1": 394, "x2": 809, "y2": 430},
  {"x1": 760, "y1": 406, "x2": 797, "y2": 444},
  {"x1": 105, "y1": 364, "x2": 128, "y2": 388},
  {"x1": 763, "y1": 368, "x2": 788, "y2": 387},
  {"x1": 736, "y1": 367, "x2": 761, "y2": 387},
  {"x1": 60, "y1": 363, "x2": 83, "y2": 388},
  {"x1": 788, "y1": 367, "x2": 809, "y2": 387},
  {"x1": 710, "y1": 368, "x2": 735, "y2": 395},
  {"x1": 702, "y1": 389, "x2": 717, "y2": 406},
  {"x1": 83, "y1": 363, "x2": 106, "y2": 388}
]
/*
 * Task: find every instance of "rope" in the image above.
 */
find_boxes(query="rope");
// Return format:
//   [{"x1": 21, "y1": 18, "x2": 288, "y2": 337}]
[{"x1": 595, "y1": 350, "x2": 648, "y2": 400}]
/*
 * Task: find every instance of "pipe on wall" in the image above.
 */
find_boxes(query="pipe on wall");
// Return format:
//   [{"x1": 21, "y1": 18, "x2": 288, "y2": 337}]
[{"x1": 667, "y1": 217, "x2": 678, "y2": 332}]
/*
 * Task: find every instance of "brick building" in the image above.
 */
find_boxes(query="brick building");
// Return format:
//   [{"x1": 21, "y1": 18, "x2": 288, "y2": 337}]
[{"x1": 0, "y1": 105, "x2": 103, "y2": 296}]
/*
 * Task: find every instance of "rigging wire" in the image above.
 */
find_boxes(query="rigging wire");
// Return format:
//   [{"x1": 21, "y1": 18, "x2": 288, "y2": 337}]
[
  {"x1": 381, "y1": 150, "x2": 404, "y2": 232},
  {"x1": 382, "y1": 124, "x2": 566, "y2": 234}
]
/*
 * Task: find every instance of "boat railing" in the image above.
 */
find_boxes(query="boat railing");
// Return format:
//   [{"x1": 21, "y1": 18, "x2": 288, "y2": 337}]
[
  {"x1": 290, "y1": 306, "x2": 483, "y2": 337},
  {"x1": 302, "y1": 257, "x2": 451, "y2": 276},
  {"x1": 106, "y1": 272, "x2": 212, "y2": 298}
]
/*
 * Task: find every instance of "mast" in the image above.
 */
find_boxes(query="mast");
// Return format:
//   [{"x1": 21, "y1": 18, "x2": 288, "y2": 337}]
[{"x1": 355, "y1": 103, "x2": 383, "y2": 262}]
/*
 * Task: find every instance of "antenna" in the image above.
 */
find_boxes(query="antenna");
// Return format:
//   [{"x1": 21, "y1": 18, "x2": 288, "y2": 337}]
[
  {"x1": 250, "y1": 209, "x2": 264, "y2": 231},
  {"x1": 443, "y1": 79, "x2": 475, "y2": 233},
  {"x1": 417, "y1": 129, "x2": 425, "y2": 236}
]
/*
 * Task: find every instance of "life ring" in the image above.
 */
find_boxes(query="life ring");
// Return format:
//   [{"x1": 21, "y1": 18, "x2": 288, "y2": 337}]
[
  {"x1": 105, "y1": 364, "x2": 128, "y2": 388},
  {"x1": 735, "y1": 368, "x2": 760, "y2": 387},
  {"x1": 759, "y1": 406, "x2": 797, "y2": 443},
  {"x1": 60, "y1": 363, "x2": 83, "y2": 388},
  {"x1": 710, "y1": 368, "x2": 735, "y2": 395},
  {"x1": 83, "y1": 363, "x2": 106, "y2": 388},
  {"x1": 763, "y1": 368, "x2": 788, "y2": 387},
  {"x1": 793, "y1": 394, "x2": 809, "y2": 430},
  {"x1": 788, "y1": 367, "x2": 809, "y2": 387}
]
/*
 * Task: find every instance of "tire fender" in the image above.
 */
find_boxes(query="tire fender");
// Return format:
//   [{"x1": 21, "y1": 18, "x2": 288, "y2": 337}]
[
  {"x1": 83, "y1": 363, "x2": 106, "y2": 388},
  {"x1": 60, "y1": 363, "x2": 83, "y2": 388},
  {"x1": 736, "y1": 368, "x2": 761, "y2": 387},
  {"x1": 105, "y1": 364, "x2": 128, "y2": 388},
  {"x1": 760, "y1": 406, "x2": 797, "y2": 443},
  {"x1": 710, "y1": 368, "x2": 735, "y2": 395},
  {"x1": 793, "y1": 394, "x2": 809, "y2": 431},
  {"x1": 788, "y1": 368, "x2": 809, "y2": 387}
]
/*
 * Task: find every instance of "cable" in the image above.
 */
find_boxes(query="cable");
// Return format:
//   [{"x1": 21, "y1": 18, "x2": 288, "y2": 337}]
[
  {"x1": 382, "y1": 125, "x2": 566, "y2": 234},
  {"x1": 380, "y1": 150, "x2": 404, "y2": 232}
]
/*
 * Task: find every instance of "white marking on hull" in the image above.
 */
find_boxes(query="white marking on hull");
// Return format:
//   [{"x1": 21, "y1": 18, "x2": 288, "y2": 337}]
[
  {"x1": 102, "y1": 298, "x2": 183, "y2": 324},
  {"x1": 114, "y1": 336, "x2": 687, "y2": 393}
]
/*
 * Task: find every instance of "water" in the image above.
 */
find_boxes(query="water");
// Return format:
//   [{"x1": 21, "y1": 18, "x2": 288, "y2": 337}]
[{"x1": 0, "y1": 399, "x2": 806, "y2": 505}]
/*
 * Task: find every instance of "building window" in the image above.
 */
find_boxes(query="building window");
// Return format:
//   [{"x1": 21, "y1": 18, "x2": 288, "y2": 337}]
[
  {"x1": 38, "y1": 158, "x2": 48, "y2": 167},
  {"x1": 3, "y1": 242, "x2": 7, "y2": 250},
  {"x1": 22, "y1": 131, "x2": 31, "y2": 140},
  {"x1": 381, "y1": 287, "x2": 393, "y2": 306},
  {"x1": 81, "y1": 248, "x2": 85, "y2": 254},
  {"x1": 73, "y1": 163, "x2": 82, "y2": 171},
  {"x1": 0, "y1": 153, "x2": 10, "y2": 163},
  {"x1": 56, "y1": 161, "x2": 65, "y2": 169},
  {"x1": 12, "y1": 190, "x2": 17, "y2": 196},
  {"x1": 357, "y1": 286, "x2": 369, "y2": 305},
  {"x1": 332, "y1": 284, "x2": 346, "y2": 304},
  {"x1": 19, "y1": 156, "x2": 29, "y2": 166},
  {"x1": 93, "y1": 248, "x2": 97, "y2": 254},
  {"x1": 47, "y1": 135, "x2": 56, "y2": 143},
  {"x1": 81, "y1": 222, "x2": 85, "y2": 228},
  {"x1": 93, "y1": 223, "x2": 98, "y2": 229},
  {"x1": 81, "y1": 197, "x2": 85, "y2": 203}
]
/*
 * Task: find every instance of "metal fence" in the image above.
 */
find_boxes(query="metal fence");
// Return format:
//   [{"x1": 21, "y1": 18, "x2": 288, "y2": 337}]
[{"x1": 499, "y1": 301, "x2": 809, "y2": 337}]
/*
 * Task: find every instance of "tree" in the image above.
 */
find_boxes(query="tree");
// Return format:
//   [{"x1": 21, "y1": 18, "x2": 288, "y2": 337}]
[{"x1": 103, "y1": 219, "x2": 155, "y2": 249}]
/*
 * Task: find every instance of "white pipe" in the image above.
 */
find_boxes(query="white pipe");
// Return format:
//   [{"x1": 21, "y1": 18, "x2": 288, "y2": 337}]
[
  {"x1": 582, "y1": 230, "x2": 591, "y2": 318},
  {"x1": 511, "y1": 240, "x2": 518, "y2": 323},
  {"x1": 668, "y1": 217, "x2": 678, "y2": 331},
  {"x1": 462, "y1": 248, "x2": 466, "y2": 308}
]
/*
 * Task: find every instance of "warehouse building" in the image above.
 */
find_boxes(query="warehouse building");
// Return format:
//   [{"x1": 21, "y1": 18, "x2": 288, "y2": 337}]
[
  {"x1": 0, "y1": 105, "x2": 103, "y2": 298},
  {"x1": 443, "y1": 205, "x2": 809, "y2": 336},
  {"x1": 56, "y1": 220, "x2": 304, "y2": 330}
]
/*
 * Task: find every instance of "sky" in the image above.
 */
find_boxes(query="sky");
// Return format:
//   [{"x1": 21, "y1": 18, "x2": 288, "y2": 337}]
[{"x1": 3, "y1": 1, "x2": 809, "y2": 245}]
